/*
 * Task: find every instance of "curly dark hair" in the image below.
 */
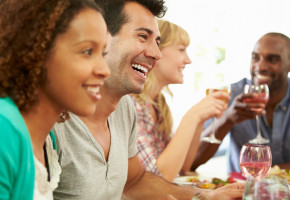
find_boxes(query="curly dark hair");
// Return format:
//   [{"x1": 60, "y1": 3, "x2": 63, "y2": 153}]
[
  {"x1": 0, "y1": 0, "x2": 103, "y2": 111},
  {"x1": 95, "y1": 0, "x2": 167, "y2": 36}
]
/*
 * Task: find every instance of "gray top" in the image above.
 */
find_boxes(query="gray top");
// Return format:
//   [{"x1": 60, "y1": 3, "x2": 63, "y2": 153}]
[{"x1": 52, "y1": 95, "x2": 138, "y2": 200}]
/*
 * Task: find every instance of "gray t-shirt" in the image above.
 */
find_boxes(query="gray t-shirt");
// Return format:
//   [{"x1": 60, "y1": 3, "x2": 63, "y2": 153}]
[{"x1": 52, "y1": 95, "x2": 138, "y2": 200}]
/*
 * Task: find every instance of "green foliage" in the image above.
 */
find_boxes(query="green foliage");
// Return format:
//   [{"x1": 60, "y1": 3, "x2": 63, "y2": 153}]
[{"x1": 215, "y1": 47, "x2": 225, "y2": 64}]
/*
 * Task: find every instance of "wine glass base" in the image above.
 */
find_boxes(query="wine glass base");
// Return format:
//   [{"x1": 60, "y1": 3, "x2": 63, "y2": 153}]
[
  {"x1": 201, "y1": 137, "x2": 222, "y2": 144},
  {"x1": 248, "y1": 138, "x2": 270, "y2": 145}
]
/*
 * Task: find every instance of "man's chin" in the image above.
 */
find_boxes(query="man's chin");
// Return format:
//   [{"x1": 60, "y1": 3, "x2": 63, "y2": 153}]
[{"x1": 131, "y1": 86, "x2": 144, "y2": 94}]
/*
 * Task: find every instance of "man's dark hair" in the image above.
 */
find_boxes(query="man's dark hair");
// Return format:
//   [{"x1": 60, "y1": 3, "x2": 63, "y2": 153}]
[
  {"x1": 95, "y1": 0, "x2": 167, "y2": 36},
  {"x1": 264, "y1": 32, "x2": 290, "y2": 59}
]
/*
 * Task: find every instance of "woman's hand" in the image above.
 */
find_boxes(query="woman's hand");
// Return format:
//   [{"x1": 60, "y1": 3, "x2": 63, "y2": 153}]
[{"x1": 185, "y1": 91, "x2": 230, "y2": 123}]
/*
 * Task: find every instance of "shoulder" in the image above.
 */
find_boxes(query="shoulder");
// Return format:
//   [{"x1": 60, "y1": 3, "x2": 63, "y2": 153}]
[
  {"x1": 52, "y1": 113, "x2": 84, "y2": 150},
  {"x1": 114, "y1": 95, "x2": 136, "y2": 116},
  {"x1": 109, "y1": 95, "x2": 137, "y2": 130},
  {"x1": 231, "y1": 78, "x2": 249, "y2": 90},
  {"x1": 0, "y1": 97, "x2": 28, "y2": 133},
  {"x1": 231, "y1": 78, "x2": 250, "y2": 97},
  {"x1": 0, "y1": 100, "x2": 34, "y2": 185},
  {"x1": 0, "y1": 97, "x2": 31, "y2": 148},
  {"x1": 129, "y1": 94, "x2": 148, "y2": 113}
]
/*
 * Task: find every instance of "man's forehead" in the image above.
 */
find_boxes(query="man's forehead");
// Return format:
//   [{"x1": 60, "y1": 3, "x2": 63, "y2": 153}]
[{"x1": 254, "y1": 36, "x2": 286, "y2": 54}]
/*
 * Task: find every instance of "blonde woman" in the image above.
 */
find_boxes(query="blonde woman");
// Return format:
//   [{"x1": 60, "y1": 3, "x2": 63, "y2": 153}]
[{"x1": 130, "y1": 19, "x2": 230, "y2": 182}]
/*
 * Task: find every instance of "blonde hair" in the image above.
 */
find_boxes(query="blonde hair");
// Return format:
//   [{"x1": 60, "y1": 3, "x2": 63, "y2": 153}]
[{"x1": 132, "y1": 19, "x2": 190, "y2": 139}]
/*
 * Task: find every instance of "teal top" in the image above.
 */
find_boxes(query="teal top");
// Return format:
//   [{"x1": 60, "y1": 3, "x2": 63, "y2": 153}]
[{"x1": 0, "y1": 97, "x2": 35, "y2": 200}]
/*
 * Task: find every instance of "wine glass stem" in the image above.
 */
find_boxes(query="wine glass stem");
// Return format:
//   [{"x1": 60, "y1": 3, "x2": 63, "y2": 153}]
[
  {"x1": 211, "y1": 117, "x2": 216, "y2": 138},
  {"x1": 256, "y1": 115, "x2": 262, "y2": 138}
]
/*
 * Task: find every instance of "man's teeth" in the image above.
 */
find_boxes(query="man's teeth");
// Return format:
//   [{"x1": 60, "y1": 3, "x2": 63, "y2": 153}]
[
  {"x1": 131, "y1": 64, "x2": 148, "y2": 75},
  {"x1": 256, "y1": 74, "x2": 269, "y2": 80},
  {"x1": 86, "y1": 86, "x2": 100, "y2": 94}
]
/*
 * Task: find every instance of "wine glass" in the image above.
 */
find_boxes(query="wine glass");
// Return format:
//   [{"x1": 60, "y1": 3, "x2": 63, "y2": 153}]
[
  {"x1": 239, "y1": 143, "x2": 272, "y2": 180},
  {"x1": 243, "y1": 84, "x2": 270, "y2": 144},
  {"x1": 243, "y1": 175, "x2": 289, "y2": 200},
  {"x1": 201, "y1": 84, "x2": 231, "y2": 144}
]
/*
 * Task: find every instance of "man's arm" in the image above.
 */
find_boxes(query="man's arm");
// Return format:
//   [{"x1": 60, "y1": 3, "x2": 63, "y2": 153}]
[
  {"x1": 190, "y1": 113, "x2": 234, "y2": 171},
  {"x1": 123, "y1": 155, "x2": 197, "y2": 200},
  {"x1": 191, "y1": 93, "x2": 265, "y2": 171},
  {"x1": 123, "y1": 156, "x2": 244, "y2": 200},
  {"x1": 277, "y1": 162, "x2": 290, "y2": 169}
]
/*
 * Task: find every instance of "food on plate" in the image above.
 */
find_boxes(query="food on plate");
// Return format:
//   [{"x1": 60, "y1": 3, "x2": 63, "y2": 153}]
[
  {"x1": 185, "y1": 176, "x2": 237, "y2": 189},
  {"x1": 186, "y1": 176, "x2": 200, "y2": 183},
  {"x1": 268, "y1": 165, "x2": 290, "y2": 182}
]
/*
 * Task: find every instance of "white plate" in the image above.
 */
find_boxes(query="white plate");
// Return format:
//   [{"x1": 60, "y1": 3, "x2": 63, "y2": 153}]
[
  {"x1": 173, "y1": 176, "x2": 198, "y2": 186},
  {"x1": 173, "y1": 176, "x2": 213, "y2": 188}
]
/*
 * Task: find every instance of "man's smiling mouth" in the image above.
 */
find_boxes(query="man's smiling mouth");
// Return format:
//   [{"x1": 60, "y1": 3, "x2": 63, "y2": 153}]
[{"x1": 131, "y1": 63, "x2": 148, "y2": 78}]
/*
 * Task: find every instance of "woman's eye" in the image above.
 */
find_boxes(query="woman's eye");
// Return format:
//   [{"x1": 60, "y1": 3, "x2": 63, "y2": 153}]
[{"x1": 83, "y1": 48, "x2": 93, "y2": 55}]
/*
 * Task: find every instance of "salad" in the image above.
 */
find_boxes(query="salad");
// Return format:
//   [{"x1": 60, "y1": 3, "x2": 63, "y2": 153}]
[{"x1": 186, "y1": 177, "x2": 236, "y2": 189}]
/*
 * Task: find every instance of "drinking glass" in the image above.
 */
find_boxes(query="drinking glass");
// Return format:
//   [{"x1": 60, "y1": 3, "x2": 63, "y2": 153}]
[
  {"x1": 239, "y1": 143, "x2": 272, "y2": 179},
  {"x1": 243, "y1": 84, "x2": 269, "y2": 144},
  {"x1": 243, "y1": 175, "x2": 289, "y2": 200},
  {"x1": 201, "y1": 85, "x2": 231, "y2": 144}
]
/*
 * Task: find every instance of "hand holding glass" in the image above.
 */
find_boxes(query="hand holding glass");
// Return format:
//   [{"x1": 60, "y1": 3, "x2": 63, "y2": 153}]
[
  {"x1": 201, "y1": 85, "x2": 231, "y2": 144},
  {"x1": 243, "y1": 84, "x2": 269, "y2": 144}
]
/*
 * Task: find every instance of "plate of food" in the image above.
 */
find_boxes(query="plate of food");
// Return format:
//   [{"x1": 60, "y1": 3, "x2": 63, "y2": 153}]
[
  {"x1": 268, "y1": 165, "x2": 290, "y2": 183},
  {"x1": 173, "y1": 176, "x2": 237, "y2": 190}
]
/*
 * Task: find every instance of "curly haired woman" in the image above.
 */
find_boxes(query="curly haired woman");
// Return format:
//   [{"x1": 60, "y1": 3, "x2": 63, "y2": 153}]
[
  {"x1": 0, "y1": 0, "x2": 110, "y2": 199},
  {"x1": 130, "y1": 19, "x2": 230, "y2": 182}
]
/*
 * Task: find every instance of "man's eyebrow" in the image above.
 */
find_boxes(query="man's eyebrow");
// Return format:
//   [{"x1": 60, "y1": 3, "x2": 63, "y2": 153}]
[
  {"x1": 251, "y1": 52, "x2": 281, "y2": 60},
  {"x1": 135, "y1": 27, "x2": 161, "y2": 42},
  {"x1": 267, "y1": 54, "x2": 280, "y2": 58}
]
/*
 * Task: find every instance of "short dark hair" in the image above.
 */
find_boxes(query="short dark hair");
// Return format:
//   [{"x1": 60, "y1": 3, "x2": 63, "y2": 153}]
[
  {"x1": 95, "y1": 0, "x2": 167, "y2": 36},
  {"x1": 263, "y1": 32, "x2": 290, "y2": 59},
  {"x1": 0, "y1": 0, "x2": 103, "y2": 111}
]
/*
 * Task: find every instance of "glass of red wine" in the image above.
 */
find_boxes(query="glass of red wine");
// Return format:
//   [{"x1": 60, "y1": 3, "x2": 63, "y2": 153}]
[
  {"x1": 239, "y1": 143, "x2": 272, "y2": 180},
  {"x1": 243, "y1": 84, "x2": 269, "y2": 144}
]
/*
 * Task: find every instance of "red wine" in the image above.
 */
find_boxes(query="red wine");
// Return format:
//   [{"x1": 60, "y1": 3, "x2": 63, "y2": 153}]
[{"x1": 243, "y1": 93, "x2": 269, "y2": 112}]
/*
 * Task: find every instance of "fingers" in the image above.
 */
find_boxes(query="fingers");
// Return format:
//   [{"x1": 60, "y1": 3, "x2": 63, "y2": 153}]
[
  {"x1": 224, "y1": 182, "x2": 245, "y2": 198},
  {"x1": 233, "y1": 101, "x2": 265, "y2": 116},
  {"x1": 158, "y1": 194, "x2": 177, "y2": 200},
  {"x1": 232, "y1": 94, "x2": 266, "y2": 115},
  {"x1": 195, "y1": 97, "x2": 227, "y2": 119},
  {"x1": 210, "y1": 91, "x2": 231, "y2": 104},
  {"x1": 226, "y1": 182, "x2": 245, "y2": 190},
  {"x1": 209, "y1": 182, "x2": 244, "y2": 200}
]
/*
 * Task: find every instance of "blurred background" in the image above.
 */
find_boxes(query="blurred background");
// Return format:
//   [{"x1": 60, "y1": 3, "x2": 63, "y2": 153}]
[
  {"x1": 162, "y1": 0, "x2": 290, "y2": 133},
  {"x1": 162, "y1": 0, "x2": 290, "y2": 174}
]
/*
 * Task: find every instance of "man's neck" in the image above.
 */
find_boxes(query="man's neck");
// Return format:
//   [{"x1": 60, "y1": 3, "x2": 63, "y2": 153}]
[{"x1": 80, "y1": 87, "x2": 124, "y2": 124}]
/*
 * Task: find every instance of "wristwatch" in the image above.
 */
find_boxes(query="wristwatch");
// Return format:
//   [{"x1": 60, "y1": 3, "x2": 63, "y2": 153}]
[{"x1": 191, "y1": 192, "x2": 208, "y2": 200}]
